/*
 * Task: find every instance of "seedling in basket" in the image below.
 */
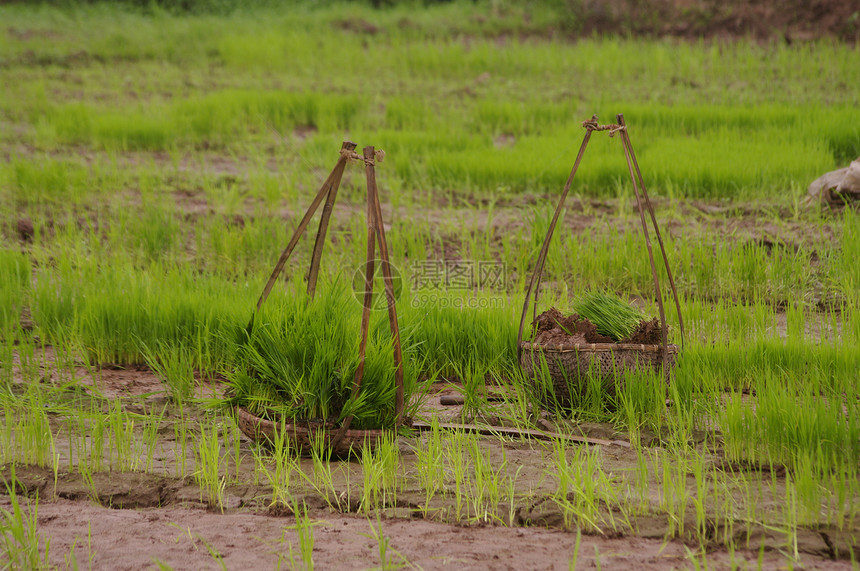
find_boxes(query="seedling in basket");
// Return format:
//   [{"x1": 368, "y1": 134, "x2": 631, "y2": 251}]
[
  {"x1": 518, "y1": 116, "x2": 684, "y2": 427},
  {"x1": 227, "y1": 143, "x2": 411, "y2": 462}
]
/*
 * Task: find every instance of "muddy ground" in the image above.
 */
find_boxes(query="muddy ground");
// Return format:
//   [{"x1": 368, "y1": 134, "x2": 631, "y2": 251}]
[
  {"x1": 3, "y1": 495, "x2": 852, "y2": 571},
  {"x1": 2, "y1": 346, "x2": 858, "y2": 569}
]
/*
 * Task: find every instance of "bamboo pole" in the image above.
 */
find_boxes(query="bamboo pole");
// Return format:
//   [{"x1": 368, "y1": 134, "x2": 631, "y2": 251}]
[
  {"x1": 253, "y1": 145, "x2": 354, "y2": 315},
  {"x1": 616, "y1": 117, "x2": 686, "y2": 348},
  {"x1": 307, "y1": 141, "x2": 357, "y2": 299},
  {"x1": 616, "y1": 114, "x2": 669, "y2": 371},
  {"x1": 366, "y1": 147, "x2": 406, "y2": 423},
  {"x1": 329, "y1": 147, "x2": 382, "y2": 450},
  {"x1": 517, "y1": 125, "x2": 593, "y2": 359}
]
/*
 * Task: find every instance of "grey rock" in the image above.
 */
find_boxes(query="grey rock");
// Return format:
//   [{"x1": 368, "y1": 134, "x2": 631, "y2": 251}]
[{"x1": 808, "y1": 157, "x2": 860, "y2": 207}]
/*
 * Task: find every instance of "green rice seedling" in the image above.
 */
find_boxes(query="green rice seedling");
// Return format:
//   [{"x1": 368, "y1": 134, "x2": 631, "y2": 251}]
[
  {"x1": 780, "y1": 473, "x2": 800, "y2": 561},
  {"x1": 633, "y1": 449, "x2": 651, "y2": 513},
  {"x1": 286, "y1": 502, "x2": 316, "y2": 571},
  {"x1": 504, "y1": 464, "x2": 523, "y2": 527},
  {"x1": 193, "y1": 420, "x2": 226, "y2": 512},
  {"x1": 687, "y1": 450, "x2": 709, "y2": 547},
  {"x1": 6, "y1": 393, "x2": 56, "y2": 468},
  {"x1": 571, "y1": 291, "x2": 648, "y2": 342},
  {"x1": 654, "y1": 450, "x2": 688, "y2": 538},
  {"x1": 493, "y1": 365, "x2": 541, "y2": 429},
  {"x1": 74, "y1": 410, "x2": 108, "y2": 477},
  {"x1": 77, "y1": 458, "x2": 100, "y2": 507},
  {"x1": 466, "y1": 438, "x2": 506, "y2": 524},
  {"x1": 0, "y1": 482, "x2": 50, "y2": 570},
  {"x1": 225, "y1": 280, "x2": 416, "y2": 432},
  {"x1": 141, "y1": 341, "x2": 196, "y2": 404},
  {"x1": 451, "y1": 359, "x2": 492, "y2": 422},
  {"x1": 4, "y1": 156, "x2": 95, "y2": 206},
  {"x1": 10, "y1": 336, "x2": 39, "y2": 388},
  {"x1": 142, "y1": 407, "x2": 166, "y2": 473},
  {"x1": 551, "y1": 439, "x2": 603, "y2": 533},
  {"x1": 107, "y1": 400, "x2": 144, "y2": 472},
  {"x1": 402, "y1": 294, "x2": 516, "y2": 378},
  {"x1": 0, "y1": 414, "x2": 11, "y2": 466},
  {"x1": 578, "y1": 360, "x2": 617, "y2": 423},
  {"x1": 260, "y1": 420, "x2": 299, "y2": 509},
  {"x1": 720, "y1": 371, "x2": 860, "y2": 473},
  {"x1": 359, "y1": 433, "x2": 400, "y2": 516},
  {"x1": 568, "y1": 529, "x2": 582, "y2": 571},
  {"x1": 412, "y1": 417, "x2": 446, "y2": 517},
  {"x1": 172, "y1": 403, "x2": 191, "y2": 478},
  {"x1": 299, "y1": 435, "x2": 342, "y2": 512},
  {"x1": 50, "y1": 436, "x2": 60, "y2": 499},
  {"x1": 614, "y1": 368, "x2": 666, "y2": 440},
  {"x1": 163, "y1": 525, "x2": 228, "y2": 571},
  {"x1": 223, "y1": 421, "x2": 244, "y2": 485},
  {"x1": 710, "y1": 468, "x2": 737, "y2": 550},
  {"x1": 63, "y1": 521, "x2": 95, "y2": 571},
  {"x1": 0, "y1": 327, "x2": 16, "y2": 389},
  {"x1": 0, "y1": 249, "x2": 30, "y2": 334},
  {"x1": 361, "y1": 515, "x2": 413, "y2": 571},
  {"x1": 443, "y1": 430, "x2": 469, "y2": 522}
]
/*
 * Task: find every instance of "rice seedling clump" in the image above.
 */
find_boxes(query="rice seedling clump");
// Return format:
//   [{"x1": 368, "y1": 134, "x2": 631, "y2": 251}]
[
  {"x1": 530, "y1": 292, "x2": 658, "y2": 345},
  {"x1": 572, "y1": 291, "x2": 650, "y2": 342},
  {"x1": 223, "y1": 282, "x2": 413, "y2": 431}
]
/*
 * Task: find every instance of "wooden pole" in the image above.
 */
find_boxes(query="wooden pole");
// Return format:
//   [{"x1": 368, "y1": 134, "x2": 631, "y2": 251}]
[
  {"x1": 366, "y1": 147, "x2": 406, "y2": 423},
  {"x1": 253, "y1": 148, "x2": 353, "y2": 315},
  {"x1": 329, "y1": 147, "x2": 380, "y2": 450},
  {"x1": 616, "y1": 114, "x2": 668, "y2": 371},
  {"x1": 307, "y1": 141, "x2": 357, "y2": 299},
  {"x1": 517, "y1": 127, "x2": 593, "y2": 360},
  {"x1": 616, "y1": 119, "x2": 686, "y2": 348}
]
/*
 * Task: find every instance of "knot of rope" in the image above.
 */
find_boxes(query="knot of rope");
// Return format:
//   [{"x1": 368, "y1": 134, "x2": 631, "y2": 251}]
[
  {"x1": 340, "y1": 149, "x2": 386, "y2": 166},
  {"x1": 581, "y1": 115, "x2": 626, "y2": 137}
]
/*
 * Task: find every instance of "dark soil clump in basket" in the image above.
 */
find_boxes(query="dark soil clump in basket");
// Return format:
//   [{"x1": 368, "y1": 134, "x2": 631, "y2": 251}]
[
  {"x1": 531, "y1": 307, "x2": 613, "y2": 344},
  {"x1": 623, "y1": 317, "x2": 663, "y2": 344},
  {"x1": 532, "y1": 308, "x2": 662, "y2": 345}
]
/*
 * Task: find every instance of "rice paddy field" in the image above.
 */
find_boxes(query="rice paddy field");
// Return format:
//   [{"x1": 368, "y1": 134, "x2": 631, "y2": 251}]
[{"x1": 2, "y1": 0, "x2": 860, "y2": 568}]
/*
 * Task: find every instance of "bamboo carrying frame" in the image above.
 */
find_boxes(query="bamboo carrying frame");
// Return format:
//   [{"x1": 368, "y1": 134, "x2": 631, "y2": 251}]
[
  {"x1": 237, "y1": 141, "x2": 404, "y2": 455},
  {"x1": 517, "y1": 115, "x2": 686, "y2": 401}
]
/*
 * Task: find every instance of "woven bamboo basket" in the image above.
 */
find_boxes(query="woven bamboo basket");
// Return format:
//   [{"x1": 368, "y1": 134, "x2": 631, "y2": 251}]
[
  {"x1": 519, "y1": 341, "x2": 679, "y2": 406},
  {"x1": 517, "y1": 117, "x2": 687, "y2": 410},
  {"x1": 234, "y1": 406, "x2": 384, "y2": 458}
]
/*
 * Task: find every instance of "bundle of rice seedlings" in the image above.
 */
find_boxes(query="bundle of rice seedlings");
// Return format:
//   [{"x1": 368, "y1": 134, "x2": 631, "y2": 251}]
[
  {"x1": 571, "y1": 290, "x2": 647, "y2": 342},
  {"x1": 224, "y1": 280, "x2": 416, "y2": 430}
]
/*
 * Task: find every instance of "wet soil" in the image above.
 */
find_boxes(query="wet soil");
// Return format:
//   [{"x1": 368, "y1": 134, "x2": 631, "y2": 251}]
[
  {"x1": 532, "y1": 307, "x2": 663, "y2": 345},
  {"x1": 10, "y1": 494, "x2": 851, "y2": 571},
  {"x1": 4, "y1": 347, "x2": 859, "y2": 569},
  {"x1": 3, "y1": 434, "x2": 856, "y2": 569}
]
